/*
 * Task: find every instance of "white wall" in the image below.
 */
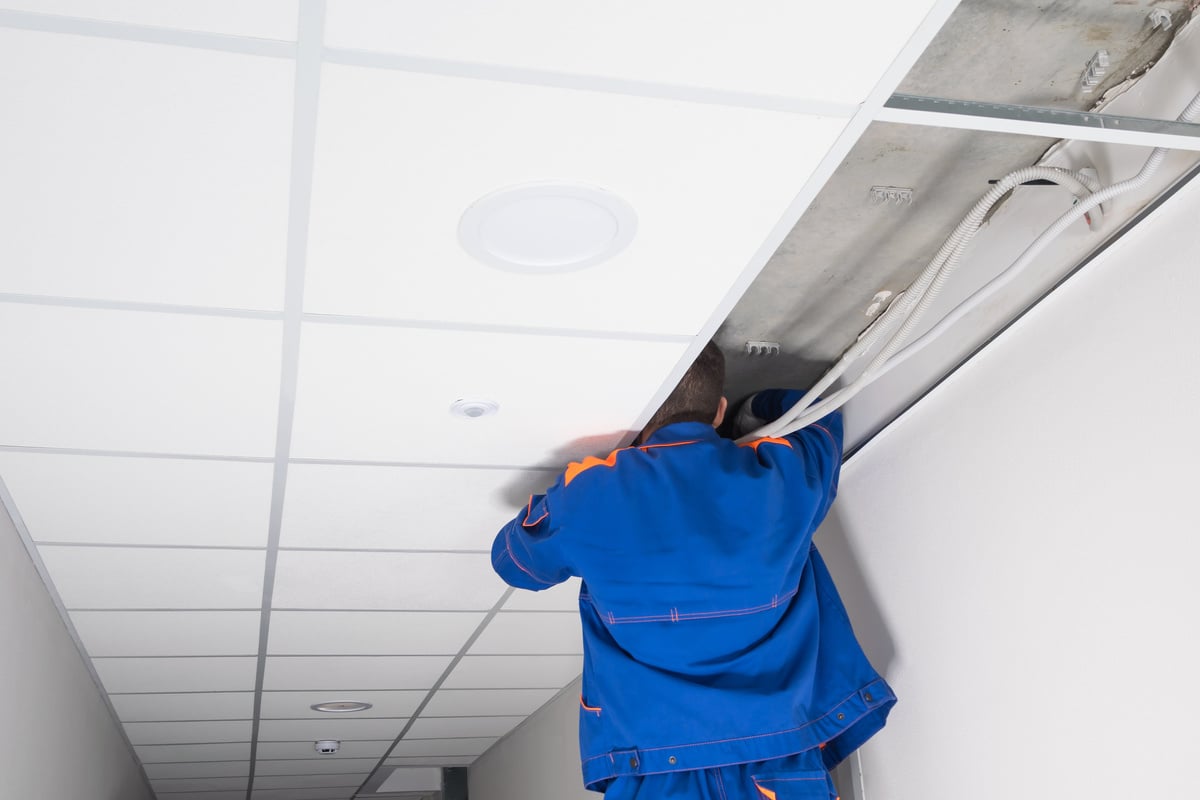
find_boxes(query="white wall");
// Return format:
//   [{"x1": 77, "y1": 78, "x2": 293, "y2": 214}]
[
  {"x1": 821, "y1": 170, "x2": 1200, "y2": 797},
  {"x1": 0, "y1": 500, "x2": 154, "y2": 800},
  {"x1": 469, "y1": 679, "x2": 595, "y2": 800}
]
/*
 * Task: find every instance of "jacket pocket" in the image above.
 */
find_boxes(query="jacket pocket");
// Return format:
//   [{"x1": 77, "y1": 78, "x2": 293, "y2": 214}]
[{"x1": 752, "y1": 770, "x2": 838, "y2": 800}]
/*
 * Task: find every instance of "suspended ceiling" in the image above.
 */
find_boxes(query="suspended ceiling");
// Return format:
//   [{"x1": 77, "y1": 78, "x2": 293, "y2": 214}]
[
  {"x1": 720, "y1": 0, "x2": 1197, "y2": 399},
  {"x1": 2, "y1": 2, "x2": 1199, "y2": 800}
]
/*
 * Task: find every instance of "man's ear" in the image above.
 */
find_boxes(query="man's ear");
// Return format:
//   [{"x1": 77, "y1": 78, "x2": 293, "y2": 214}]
[{"x1": 712, "y1": 396, "x2": 728, "y2": 428}]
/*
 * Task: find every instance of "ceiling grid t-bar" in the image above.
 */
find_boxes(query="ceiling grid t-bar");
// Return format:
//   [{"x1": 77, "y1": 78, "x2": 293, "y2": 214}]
[
  {"x1": 351, "y1": 588, "x2": 517, "y2": 798},
  {"x1": 879, "y1": 93, "x2": 1200, "y2": 151},
  {"x1": 245, "y1": 1, "x2": 327, "y2": 798}
]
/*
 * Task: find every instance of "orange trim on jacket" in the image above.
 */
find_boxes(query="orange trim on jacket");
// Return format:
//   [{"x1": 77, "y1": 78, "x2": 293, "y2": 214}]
[
  {"x1": 563, "y1": 440, "x2": 699, "y2": 486},
  {"x1": 754, "y1": 783, "x2": 777, "y2": 800},
  {"x1": 738, "y1": 436, "x2": 793, "y2": 451}
]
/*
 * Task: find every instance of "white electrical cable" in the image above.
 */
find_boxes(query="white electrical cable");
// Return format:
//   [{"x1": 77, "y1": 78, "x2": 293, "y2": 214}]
[
  {"x1": 875, "y1": 91, "x2": 1200, "y2": 379},
  {"x1": 740, "y1": 87, "x2": 1200, "y2": 442},
  {"x1": 740, "y1": 167, "x2": 1100, "y2": 441},
  {"x1": 744, "y1": 166, "x2": 1099, "y2": 440}
]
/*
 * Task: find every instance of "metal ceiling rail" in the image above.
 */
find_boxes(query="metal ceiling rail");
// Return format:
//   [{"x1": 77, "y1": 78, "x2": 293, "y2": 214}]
[{"x1": 879, "y1": 93, "x2": 1200, "y2": 151}]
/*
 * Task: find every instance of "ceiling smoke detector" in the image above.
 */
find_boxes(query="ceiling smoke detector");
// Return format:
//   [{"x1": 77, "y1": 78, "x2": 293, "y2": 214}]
[
  {"x1": 450, "y1": 398, "x2": 499, "y2": 419},
  {"x1": 314, "y1": 740, "x2": 340, "y2": 754},
  {"x1": 458, "y1": 182, "x2": 638, "y2": 274},
  {"x1": 311, "y1": 701, "x2": 373, "y2": 713}
]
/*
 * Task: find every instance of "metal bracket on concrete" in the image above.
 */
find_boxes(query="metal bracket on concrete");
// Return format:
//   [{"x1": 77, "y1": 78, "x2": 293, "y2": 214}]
[{"x1": 878, "y1": 94, "x2": 1200, "y2": 152}]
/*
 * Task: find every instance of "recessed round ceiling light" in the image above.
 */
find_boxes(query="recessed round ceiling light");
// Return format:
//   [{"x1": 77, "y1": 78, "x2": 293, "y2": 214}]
[
  {"x1": 458, "y1": 182, "x2": 637, "y2": 274},
  {"x1": 311, "y1": 701, "x2": 373, "y2": 713},
  {"x1": 450, "y1": 398, "x2": 499, "y2": 419}
]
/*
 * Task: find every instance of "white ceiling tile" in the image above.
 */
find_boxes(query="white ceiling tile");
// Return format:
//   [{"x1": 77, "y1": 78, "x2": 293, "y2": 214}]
[
  {"x1": 423, "y1": 688, "x2": 557, "y2": 718},
  {"x1": 135, "y1": 742, "x2": 250, "y2": 763},
  {"x1": 94, "y1": 657, "x2": 257, "y2": 693},
  {"x1": 0, "y1": 0, "x2": 299, "y2": 39},
  {"x1": 151, "y1": 776, "x2": 249, "y2": 794},
  {"x1": 388, "y1": 737, "x2": 496, "y2": 758},
  {"x1": 253, "y1": 774, "x2": 369, "y2": 790},
  {"x1": 272, "y1": 551, "x2": 506, "y2": 611},
  {"x1": 268, "y1": 611, "x2": 484, "y2": 656},
  {"x1": 71, "y1": 611, "x2": 261, "y2": 656},
  {"x1": 442, "y1": 655, "x2": 582, "y2": 689},
  {"x1": 379, "y1": 767, "x2": 442, "y2": 793},
  {"x1": 39, "y1": 547, "x2": 264, "y2": 609},
  {"x1": 124, "y1": 719, "x2": 251, "y2": 745},
  {"x1": 305, "y1": 67, "x2": 845, "y2": 335},
  {"x1": 0, "y1": 453, "x2": 272, "y2": 546},
  {"x1": 404, "y1": 716, "x2": 524, "y2": 740},
  {"x1": 280, "y1": 463, "x2": 553, "y2": 551},
  {"x1": 0, "y1": 28, "x2": 292, "y2": 308},
  {"x1": 258, "y1": 743, "x2": 390, "y2": 767},
  {"x1": 144, "y1": 761, "x2": 249, "y2": 780},
  {"x1": 502, "y1": 577, "x2": 582, "y2": 611},
  {"x1": 325, "y1": 0, "x2": 938, "y2": 103},
  {"x1": 110, "y1": 692, "x2": 253, "y2": 722},
  {"x1": 386, "y1": 755, "x2": 476, "y2": 767},
  {"x1": 261, "y1": 690, "x2": 424, "y2": 720},
  {"x1": 258, "y1": 717, "x2": 405, "y2": 742},
  {"x1": 469, "y1": 612, "x2": 582, "y2": 655},
  {"x1": 0, "y1": 306, "x2": 281, "y2": 456},
  {"x1": 142, "y1": 793, "x2": 246, "y2": 800},
  {"x1": 253, "y1": 789, "x2": 356, "y2": 800},
  {"x1": 291, "y1": 324, "x2": 688, "y2": 466},
  {"x1": 262, "y1": 656, "x2": 451, "y2": 691}
]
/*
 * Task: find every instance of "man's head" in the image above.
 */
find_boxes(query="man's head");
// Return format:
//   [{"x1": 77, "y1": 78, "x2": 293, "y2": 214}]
[{"x1": 639, "y1": 341, "x2": 727, "y2": 442}]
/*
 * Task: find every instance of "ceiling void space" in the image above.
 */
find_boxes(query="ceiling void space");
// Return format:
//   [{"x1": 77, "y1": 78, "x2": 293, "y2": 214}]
[{"x1": 720, "y1": 0, "x2": 1200, "y2": 421}]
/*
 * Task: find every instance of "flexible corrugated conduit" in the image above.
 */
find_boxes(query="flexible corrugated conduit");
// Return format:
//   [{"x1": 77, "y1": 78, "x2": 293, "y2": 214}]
[
  {"x1": 740, "y1": 88, "x2": 1200, "y2": 442},
  {"x1": 738, "y1": 166, "x2": 1103, "y2": 438}
]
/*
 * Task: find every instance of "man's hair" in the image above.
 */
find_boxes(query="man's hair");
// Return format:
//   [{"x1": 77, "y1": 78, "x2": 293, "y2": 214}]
[{"x1": 641, "y1": 341, "x2": 725, "y2": 437}]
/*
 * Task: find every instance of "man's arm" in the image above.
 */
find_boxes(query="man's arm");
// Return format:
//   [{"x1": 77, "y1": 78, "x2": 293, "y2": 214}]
[
  {"x1": 491, "y1": 486, "x2": 574, "y2": 591},
  {"x1": 735, "y1": 388, "x2": 844, "y2": 520}
]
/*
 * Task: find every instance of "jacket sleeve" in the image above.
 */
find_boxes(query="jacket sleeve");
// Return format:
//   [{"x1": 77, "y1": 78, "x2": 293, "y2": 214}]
[
  {"x1": 745, "y1": 389, "x2": 845, "y2": 521},
  {"x1": 491, "y1": 482, "x2": 574, "y2": 591}
]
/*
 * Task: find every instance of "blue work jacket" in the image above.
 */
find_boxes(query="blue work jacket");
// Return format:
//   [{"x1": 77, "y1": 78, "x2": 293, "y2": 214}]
[{"x1": 491, "y1": 391, "x2": 895, "y2": 792}]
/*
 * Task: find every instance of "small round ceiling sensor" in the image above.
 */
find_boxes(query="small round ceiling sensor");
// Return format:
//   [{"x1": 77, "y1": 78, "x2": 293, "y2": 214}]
[
  {"x1": 450, "y1": 399, "x2": 499, "y2": 419},
  {"x1": 458, "y1": 182, "x2": 637, "y2": 274},
  {"x1": 311, "y1": 701, "x2": 373, "y2": 713}
]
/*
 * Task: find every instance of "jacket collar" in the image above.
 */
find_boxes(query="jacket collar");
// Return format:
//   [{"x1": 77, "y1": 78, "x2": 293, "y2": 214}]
[{"x1": 641, "y1": 421, "x2": 721, "y2": 447}]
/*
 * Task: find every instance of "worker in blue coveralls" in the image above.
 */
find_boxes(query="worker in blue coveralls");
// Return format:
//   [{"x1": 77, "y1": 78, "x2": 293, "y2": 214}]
[{"x1": 491, "y1": 341, "x2": 895, "y2": 799}]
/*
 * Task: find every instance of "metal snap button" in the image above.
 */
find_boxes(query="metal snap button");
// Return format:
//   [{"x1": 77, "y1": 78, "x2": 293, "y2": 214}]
[
  {"x1": 629, "y1": 757, "x2": 639, "y2": 768},
  {"x1": 668, "y1": 756, "x2": 677, "y2": 765},
  {"x1": 837, "y1": 713, "x2": 845, "y2": 720},
  {"x1": 864, "y1": 692, "x2": 874, "y2": 702}
]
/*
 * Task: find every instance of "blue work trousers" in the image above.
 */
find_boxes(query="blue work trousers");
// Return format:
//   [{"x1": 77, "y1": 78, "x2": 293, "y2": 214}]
[{"x1": 603, "y1": 747, "x2": 839, "y2": 800}]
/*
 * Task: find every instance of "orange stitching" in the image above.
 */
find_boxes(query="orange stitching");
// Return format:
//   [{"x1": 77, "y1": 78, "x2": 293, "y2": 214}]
[
  {"x1": 760, "y1": 777, "x2": 826, "y2": 784},
  {"x1": 810, "y1": 423, "x2": 838, "y2": 453},
  {"x1": 639, "y1": 440, "x2": 699, "y2": 451},
  {"x1": 715, "y1": 770, "x2": 729, "y2": 800},
  {"x1": 521, "y1": 494, "x2": 549, "y2": 528},
  {"x1": 578, "y1": 683, "x2": 882, "y2": 762},
  {"x1": 503, "y1": 528, "x2": 552, "y2": 586},
  {"x1": 580, "y1": 695, "x2": 602, "y2": 714},
  {"x1": 599, "y1": 588, "x2": 799, "y2": 624}
]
